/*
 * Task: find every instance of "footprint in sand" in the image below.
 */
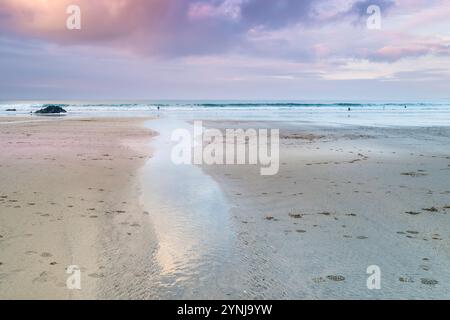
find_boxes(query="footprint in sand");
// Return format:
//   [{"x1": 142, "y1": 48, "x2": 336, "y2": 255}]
[
  {"x1": 312, "y1": 277, "x2": 326, "y2": 284},
  {"x1": 422, "y1": 207, "x2": 439, "y2": 212},
  {"x1": 88, "y1": 273, "x2": 105, "y2": 279},
  {"x1": 399, "y1": 276, "x2": 414, "y2": 283},
  {"x1": 401, "y1": 172, "x2": 428, "y2": 177},
  {"x1": 421, "y1": 278, "x2": 438, "y2": 286},
  {"x1": 405, "y1": 211, "x2": 421, "y2": 215},
  {"x1": 32, "y1": 271, "x2": 55, "y2": 283},
  {"x1": 356, "y1": 236, "x2": 368, "y2": 240},
  {"x1": 40, "y1": 252, "x2": 53, "y2": 258},
  {"x1": 326, "y1": 275, "x2": 346, "y2": 282}
]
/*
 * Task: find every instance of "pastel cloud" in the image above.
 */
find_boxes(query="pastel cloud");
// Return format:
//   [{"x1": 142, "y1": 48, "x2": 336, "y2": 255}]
[
  {"x1": 0, "y1": 0, "x2": 169, "y2": 42},
  {"x1": 371, "y1": 44, "x2": 449, "y2": 62},
  {"x1": 1, "y1": 0, "x2": 450, "y2": 100},
  {"x1": 188, "y1": 0, "x2": 242, "y2": 21},
  {"x1": 0, "y1": 0, "x2": 396, "y2": 56},
  {"x1": 1, "y1": 0, "x2": 449, "y2": 62}
]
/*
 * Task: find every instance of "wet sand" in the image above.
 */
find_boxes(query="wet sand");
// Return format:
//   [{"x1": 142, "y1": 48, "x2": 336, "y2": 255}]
[
  {"x1": 1, "y1": 114, "x2": 449, "y2": 299},
  {"x1": 201, "y1": 121, "x2": 450, "y2": 299},
  {"x1": 0, "y1": 116, "x2": 155, "y2": 299}
]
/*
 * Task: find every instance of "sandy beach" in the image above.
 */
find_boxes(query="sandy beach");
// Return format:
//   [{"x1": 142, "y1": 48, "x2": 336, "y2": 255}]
[
  {"x1": 200, "y1": 120, "x2": 450, "y2": 299},
  {"x1": 1, "y1": 112, "x2": 449, "y2": 300},
  {"x1": 0, "y1": 116, "x2": 155, "y2": 299}
]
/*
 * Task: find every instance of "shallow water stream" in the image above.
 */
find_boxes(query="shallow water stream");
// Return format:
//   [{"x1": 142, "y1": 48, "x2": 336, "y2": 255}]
[{"x1": 140, "y1": 117, "x2": 245, "y2": 299}]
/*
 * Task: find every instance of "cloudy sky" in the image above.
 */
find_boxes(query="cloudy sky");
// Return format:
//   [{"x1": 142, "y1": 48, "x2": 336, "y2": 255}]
[{"x1": 0, "y1": 0, "x2": 449, "y2": 101}]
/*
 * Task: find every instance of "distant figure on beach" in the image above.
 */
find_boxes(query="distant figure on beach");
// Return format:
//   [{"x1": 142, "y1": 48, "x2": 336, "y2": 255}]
[
  {"x1": 348, "y1": 107, "x2": 351, "y2": 111},
  {"x1": 157, "y1": 106, "x2": 160, "y2": 111}
]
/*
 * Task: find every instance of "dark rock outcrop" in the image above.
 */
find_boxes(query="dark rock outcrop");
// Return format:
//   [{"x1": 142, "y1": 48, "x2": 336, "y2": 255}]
[
  {"x1": 35, "y1": 105, "x2": 67, "y2": 114},
  {"x1": 5, "y1": 109, "x2": 17, "y2": 112}
]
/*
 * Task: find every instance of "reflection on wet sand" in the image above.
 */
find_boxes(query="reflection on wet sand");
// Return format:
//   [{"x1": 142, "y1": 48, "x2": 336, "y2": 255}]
[{"x1": 140, "y1": 119, "x2": 243, "y2": 299}]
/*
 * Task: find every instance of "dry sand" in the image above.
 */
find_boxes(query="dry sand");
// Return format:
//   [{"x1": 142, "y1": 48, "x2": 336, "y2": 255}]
[{"x1": 0, "y1": 116, "x2": 155, "y2": 299}]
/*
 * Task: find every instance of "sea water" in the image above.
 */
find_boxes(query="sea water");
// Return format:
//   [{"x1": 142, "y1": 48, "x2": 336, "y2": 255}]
[{"x1": 1, "y1": 100, "x2": 450, "y2": 127}]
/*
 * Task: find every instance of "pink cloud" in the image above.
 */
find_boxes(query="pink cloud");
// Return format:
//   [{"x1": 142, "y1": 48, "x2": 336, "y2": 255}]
[
  {"x1": 188, "y1": 3, "x2": 216, "y2": 20},
  {"x1": 188, "y1": 0, "x2": 242, "y2": 21},
  {"x1": 376, "y1": 46, "x2": 429, "y2": 61},
  {"x1": 0, "y1": 0, "x2": 449, "y2": 62},
  {"x1": 313, "y1": 44, "x2": 331, "y2": 58},
  {"x1": 0, "y1": 0, "x2": 318, "y2": 56},
  {"x1": 0, "y1": 0, "x2": 174, "y2": 44}
]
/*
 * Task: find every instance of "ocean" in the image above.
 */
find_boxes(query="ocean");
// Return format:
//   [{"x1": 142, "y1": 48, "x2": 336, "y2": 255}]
[{"x1": 1, "y1": 100, "x2": 450, "y2": 127}]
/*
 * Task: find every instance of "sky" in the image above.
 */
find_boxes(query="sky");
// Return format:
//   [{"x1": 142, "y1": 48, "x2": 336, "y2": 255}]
[{"x1": 0, "y1": 0, "x2": 449, "y2": 101}]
